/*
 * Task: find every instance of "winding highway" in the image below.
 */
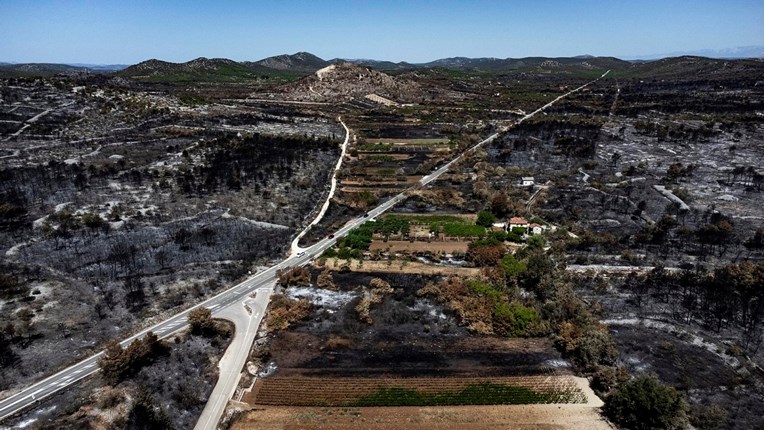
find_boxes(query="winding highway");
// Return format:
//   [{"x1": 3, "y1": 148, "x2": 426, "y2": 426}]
[{"x1": 0, "y1": 70, "x2": 609, "y2": 424}]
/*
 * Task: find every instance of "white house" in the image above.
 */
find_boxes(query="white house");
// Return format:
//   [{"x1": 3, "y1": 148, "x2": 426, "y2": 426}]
[
  {"x1": 508, "y1": 217, "x2": 529, "y2": 230},
  {"x1": 528, "y1": 223, "x2": 544, "y2": 235},
  {"x1": 520, "y1": 177, "x2": 535, "y2": 187}
]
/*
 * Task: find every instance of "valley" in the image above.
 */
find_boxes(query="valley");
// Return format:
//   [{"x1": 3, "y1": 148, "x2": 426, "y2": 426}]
[{"x1": 0, "y1": 52, "x2": 762, "y2": 430}]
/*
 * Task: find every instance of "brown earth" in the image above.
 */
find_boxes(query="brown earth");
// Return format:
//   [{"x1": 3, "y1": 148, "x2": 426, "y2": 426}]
[
  {"x1": 357, "y1": 153, "x2": 414, "y2": 160},
  {"x1": 367, "y1": 138, "x2": 450, "y2": 144},
  {"x1": 340, "y1": 186, "x2": 408, "y2": 193},
  {"x1": 230, "y1": 404, "x2": 613, "y2": 430},
  {"x1": 369, "y1": 239, "x2": 470, "y2": 253},
  {"x1": 317, "y1": 258, "x2": 479, "y2": 276}
]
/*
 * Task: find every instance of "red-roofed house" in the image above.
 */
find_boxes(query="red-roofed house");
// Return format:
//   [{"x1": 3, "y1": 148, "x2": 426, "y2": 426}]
[
  {"x1": 508, "y1": 217, "x2": 529, "y2": 229},
  {"x1": 528, "y1": 223, "x2": 544, "y2": 235}
]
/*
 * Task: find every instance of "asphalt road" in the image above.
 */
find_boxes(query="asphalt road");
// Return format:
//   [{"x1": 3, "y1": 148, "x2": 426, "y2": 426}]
[
  {"x1": 193, "y1": 290, "x2": 272, "y2": 430},
  {"x1": 0, "y1": 70, "x2": 609, "y2": 423}
]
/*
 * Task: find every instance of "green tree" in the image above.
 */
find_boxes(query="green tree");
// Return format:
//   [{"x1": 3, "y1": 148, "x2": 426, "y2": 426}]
[
  {"x1": 604, "y1": 375, "x2": 689, "y2": 430},
  {"x1": 476, "y1": 210, "x2": 496, "y2": 228},
  {"x1": 493, "y1": 302, "x2": 540, "y2": 337},
  {"x1": 490, "y1": 193, "x2": 511, "y2": 217},
  {"x1": 526, "y1": 235, "x2": 545, "y2": 250},
  {"x1": 500, "y1": 254, "x2": 527, "y2": 278}
]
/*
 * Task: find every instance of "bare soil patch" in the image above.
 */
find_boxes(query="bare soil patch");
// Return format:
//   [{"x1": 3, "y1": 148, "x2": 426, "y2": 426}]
[
  {"x1": 230, "y1": 404, "x2": 612, "y2": 430},
  {"x1": 317, "y1": 258, "x2": 479, "y2": 276},
  {"x1": 369, "y1": 239, "x2": 469, "y2": 253},
  {"x1": 368, "y1": 138, "x2": 450, "y2": 144}
]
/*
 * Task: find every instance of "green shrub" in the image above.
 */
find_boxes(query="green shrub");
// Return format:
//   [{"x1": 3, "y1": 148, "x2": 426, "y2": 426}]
[
  {"x1": 476, "y1": 210, "x2": 496, "y2": 227},
  {"x1": 501, "y1": 254, "x2": 527, "y2": 277},
  {"x1": 511, "y1": 226, "x2": 527, "y2": 235},
  {"x1": 604, "y1": 375, "x2": 689, "y2": 430},
  {"x1": 468, "y1": 279, "x2": 504, "y2": 301},
  {"x1": 493, "y1": 302, "x2": 540, "y2": 337}
]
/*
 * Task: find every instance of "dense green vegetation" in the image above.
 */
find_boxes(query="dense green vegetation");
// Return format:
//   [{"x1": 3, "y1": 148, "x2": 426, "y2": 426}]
[
  {"x1": 364, "y1": 154, "x2": 395, "y2": 162},
  {"x1": 442, "y1": 223, "x2": 485, "y2": 237},
  {"x1": 353, "y1": 382, "x2": 580, "y2": 407},
  {"x1": 467, "y1": 279, "x2": 540, "y2": 337},
  {"x1": 476, "y1": 210, "x2": 496, "y2": 227},
  {"x1": 386, "y1": 214, "x2": 486, "y2": 237},
  {"x1": 604, "y1": 375, "x2": 689, "y2": 430},
  {"x1": 332, "y1": 217, "x2": 412, "y2": 255},
  {"x1": 358, "y1": 143, "x2": 395, "y2": 151}
]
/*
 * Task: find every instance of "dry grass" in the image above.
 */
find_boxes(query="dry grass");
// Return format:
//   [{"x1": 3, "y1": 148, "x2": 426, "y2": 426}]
[
  {"x1": 369, "y1": 240, "x2": 469, "y2": 253},
  {"x1": 317, "y1": 258, "x2": 480, "y2": 276}
]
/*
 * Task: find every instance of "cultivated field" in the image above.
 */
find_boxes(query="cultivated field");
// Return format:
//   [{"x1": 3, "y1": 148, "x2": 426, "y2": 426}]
[
  {"x1": 231, "y1": 404, "x2": 612, "y2": 430},
  {"x1": 317, "y1": 257, "x2": 480, "y2": 276},
  {"x1": 245, "y1": 375, "x2": 588, "y2": 406},
  {"x1": 369, "y1": 239, "x2": 470, "y2": 253}
]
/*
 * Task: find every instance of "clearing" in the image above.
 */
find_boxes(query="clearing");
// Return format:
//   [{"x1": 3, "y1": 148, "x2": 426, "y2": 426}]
[{"x1": 317, "y1": 258, "x2": 479, "y2": 276}]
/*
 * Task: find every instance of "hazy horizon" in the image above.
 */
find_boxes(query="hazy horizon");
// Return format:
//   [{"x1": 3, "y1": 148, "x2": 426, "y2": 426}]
[{"x1": 1, "y1": 0, "x2": 763, "y2": 64}]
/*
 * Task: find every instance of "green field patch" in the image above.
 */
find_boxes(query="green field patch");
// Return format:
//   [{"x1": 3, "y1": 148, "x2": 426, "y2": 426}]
[
  {"x1": 376, "y1": 168, "x2": 396, "y2": 176},
  {"x1": 371, "y1": 138, "x2": 451, "y2": 145},
  {"x1": 353, "y1": 382, "x2": 578, "y2": 406},
  {"x1": 364, "y1": 154, "x2": 395, "y2": 162},
  {"x1": 382, "y1": 214, "x2": 484, "y2": 237},
  {"x1": 358, "y1": 143, "x2": 395, "y2": 151}
]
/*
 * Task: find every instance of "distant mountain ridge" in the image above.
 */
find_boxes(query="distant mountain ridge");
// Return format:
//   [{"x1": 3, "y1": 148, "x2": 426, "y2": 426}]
[
  {"x1": 626, "y1": 45, "x2": 764, "y2": 61},
  {"x1": 250, "y1": 51, "x2": 328, "y2": 72},
  {"x1": 2, "y1": 49, "x2": 762, "y2": 79},
  {"x1": 116, "y1": 57, "x2": 267, "y2": 82},
  {"x1": 0, "y1": 62, "x2": 125, "y2": 77}
]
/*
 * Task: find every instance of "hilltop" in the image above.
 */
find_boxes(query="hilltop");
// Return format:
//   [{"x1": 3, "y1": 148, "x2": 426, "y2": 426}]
[
  {"x1": 116, "y1": 57, "x2": 264, "y2": 83},
  {"x1": 3, "y1": 52, "x2": 761, "y2": 85},
  {"x1": 249, "y1": 51, "x2": 329, "y2": 72},
  {"x1": 273, "y1": 62, "x2": 430, "y2": 103}
]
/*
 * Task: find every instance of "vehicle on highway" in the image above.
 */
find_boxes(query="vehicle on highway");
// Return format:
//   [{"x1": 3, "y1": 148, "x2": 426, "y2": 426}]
[
  {"x1": 296, "y1": 251, "x2": 305, "y2": 257},
  {"x1": 328, "y1": 234, "x2": 334, "y2": 239},
  {"x1": 363, "y1": 213, "x2": 369, "y2": 217}
]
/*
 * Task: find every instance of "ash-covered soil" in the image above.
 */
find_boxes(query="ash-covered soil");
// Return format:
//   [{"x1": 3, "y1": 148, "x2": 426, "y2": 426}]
[{"x1": 260, "y1": 271, "x2": 569, "y2": 379}]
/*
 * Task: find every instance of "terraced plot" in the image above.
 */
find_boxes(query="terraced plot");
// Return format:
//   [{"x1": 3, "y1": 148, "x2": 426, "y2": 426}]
[{"x1": 246, "y1": 375, "x2": 587, "y2": 407}]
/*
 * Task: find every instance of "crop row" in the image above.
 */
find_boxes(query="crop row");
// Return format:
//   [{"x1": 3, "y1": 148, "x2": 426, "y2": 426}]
[{"x1": 249, "y1": 375, "x2": 586, "y2": 406}]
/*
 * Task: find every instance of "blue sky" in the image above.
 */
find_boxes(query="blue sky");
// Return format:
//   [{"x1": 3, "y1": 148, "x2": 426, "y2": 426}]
[{"x1": 1, "y1": 0, "x2": 762, "y2": 63}]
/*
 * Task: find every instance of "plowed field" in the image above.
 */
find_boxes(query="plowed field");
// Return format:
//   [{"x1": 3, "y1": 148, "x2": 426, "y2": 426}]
[{"x1": 245, "y1": 375, "x2": 587, "y2": 407}]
